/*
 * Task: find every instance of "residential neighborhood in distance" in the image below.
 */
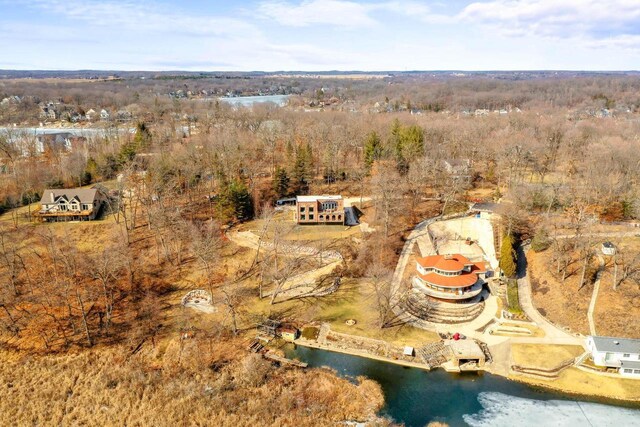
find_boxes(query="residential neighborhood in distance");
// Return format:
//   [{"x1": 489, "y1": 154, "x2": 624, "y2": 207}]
[{"x1": 1, "y1": 1, "x2": 640, "y2": 426}]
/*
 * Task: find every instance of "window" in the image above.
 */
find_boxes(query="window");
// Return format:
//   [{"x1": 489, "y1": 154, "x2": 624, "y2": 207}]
[
  {"x1": 309, "y1": 214, "x2": 314, "y2": 220},
  {"x1": 300, "y1": 206, "x2": 305, "y2": 212},
  {"x1": 337, "y1": 215, "x2": 341, "y2": 220},
  {"x1": 319, "y1": 215, "x2": 324, "y2": 220},
  {"x1": 59, "y1": 204, "x2": 68, "y2": 211},
  {"x1": 300, "y1": 214, "x2": 306, "y2": 220},
  {"x1": 322, "y1": 201, "x2": 337, "y2": 211},
  {"x1": 634, "y1": 369, "x2": 640, "y2": 374},
  {"x1": 309, "y1": 206, "x2": 314, "y2": 213},
  {"x1": 623, "y1": 354, "x2": 631, "y2": 358},
  {"x1": 623, "y1": 368, "x2": 633, "y2": 373},
  {"x1": 331, "y1": 215, "x2": 336, "y2": 221}
]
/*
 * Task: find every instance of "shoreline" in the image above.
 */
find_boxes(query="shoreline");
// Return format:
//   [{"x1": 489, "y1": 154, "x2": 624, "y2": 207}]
[
  {"x1": 293, "y1": 339, "x2": 432, "y2": 371},
  {"x1": 507, "y1": 371, "x2": 640, "y2": 405},
  {"x1": 291, "y1": 338, "x2": 640, "y2": 405}
]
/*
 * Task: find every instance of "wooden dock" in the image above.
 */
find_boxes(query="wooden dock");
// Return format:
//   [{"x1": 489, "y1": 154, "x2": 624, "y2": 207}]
[{"x1": 264, "y1": 352, "x2": 308, "y2": 368}]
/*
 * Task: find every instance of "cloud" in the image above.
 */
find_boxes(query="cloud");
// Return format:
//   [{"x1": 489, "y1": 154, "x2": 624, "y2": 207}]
[
  {"x1": 18, "y1": 0, "x2": 260, "y2": 38},
  {"x1": 256, "y1": 0, "x2": 445, "y2": 28},
  {"x1": 257, "y1": 0, "x2": 377, "y2": 27},
  {"x1": 459, "y1": 0, "x2": 640, "y2": 47},
  {"x1": 586, "y1": 34, "x2": 640, "y2": 50}
]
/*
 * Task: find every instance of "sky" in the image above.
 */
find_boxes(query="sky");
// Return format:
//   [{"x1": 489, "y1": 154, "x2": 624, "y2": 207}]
[{"x1": 1, "y1": 0, "x2": 640, "y2": 71}]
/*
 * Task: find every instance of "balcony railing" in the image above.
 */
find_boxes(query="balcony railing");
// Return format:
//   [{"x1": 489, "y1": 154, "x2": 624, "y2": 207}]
[{"x1": 412, "y1": 277, "x2": 483, "y2": 300}]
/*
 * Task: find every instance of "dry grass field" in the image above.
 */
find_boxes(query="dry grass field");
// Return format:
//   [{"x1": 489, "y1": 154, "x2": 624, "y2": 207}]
[
  {"x1": 529, "y1": 236, "x2": 640, "y2": 338},
  {"x1": 511, "y1": 366, "x2": 640, "y2": 402},
  {"x1": 511, "y1": 344, "x2": 583, "y2": 369},
  {"x1": 529, "y1": 250, "x2": 596, "y2": 336},
  {"x1": 0, "y1": 338, "x2": 386, "y2": 426}
]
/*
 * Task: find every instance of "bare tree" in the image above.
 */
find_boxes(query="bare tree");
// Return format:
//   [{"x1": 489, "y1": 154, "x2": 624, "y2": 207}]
[{"x1": 86, "y1": 246, "x2": 125, "y2": 332}]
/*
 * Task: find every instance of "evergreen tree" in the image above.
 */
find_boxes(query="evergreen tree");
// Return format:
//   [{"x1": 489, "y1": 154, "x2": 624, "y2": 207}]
[
  {"x1": 133, "y1": 122, "x2": 152, "y2": 150},
  {"x1": 272, "y1": 167, "x2": 290, "y2": 198},
  {"x1": 118, "y1": 122, "x2": 152, "y2": 165},
  {"x1": 531, "y1": 227, "x2": 551, "y2": 252},
  {"x1": 291, "y1": 143, "x2": 313, "y2": 195},
  {"x1": 402, "y1": 125, "x2": 424, "y2": 159},
  {"x1": 364, "y1": 131, "x2": 382, "y2": 172},
  {"x1": 499, "y1": 234, "x2": 517, "y2": 277},
  {"x1": 218, "y1": 179, "x2": 254, "y2": 222},
  {"x1": 389, "y1": 120, "x2": 424, "y2": 175}
]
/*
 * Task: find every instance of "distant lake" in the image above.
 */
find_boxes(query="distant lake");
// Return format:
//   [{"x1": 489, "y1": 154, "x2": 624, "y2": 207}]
[
  {"x1": 285, "y1": 345, "x2": 640, "y2": 427},
  {"x1": 217, "y1": 94, "x2": 290, "y2": 107}
]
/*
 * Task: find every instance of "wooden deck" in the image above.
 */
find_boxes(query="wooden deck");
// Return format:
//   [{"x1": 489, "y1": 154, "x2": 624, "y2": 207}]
[{"x1": 264, "y1": 352, "x2": 308, "y2": 368}]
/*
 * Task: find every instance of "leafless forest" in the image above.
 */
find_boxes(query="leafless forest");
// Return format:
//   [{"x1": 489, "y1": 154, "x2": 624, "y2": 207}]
[{"x1": 1, "y1": 72, "x2": 639, "y2": 424}]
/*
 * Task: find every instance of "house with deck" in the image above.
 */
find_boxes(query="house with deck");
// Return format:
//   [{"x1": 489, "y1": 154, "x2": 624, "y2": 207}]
[
  {"x1": 295, "y1": 195, "x2": 345, "y2": 225},
  {"x1": 586, "y1": 336, "x2": 640, "y2": 378},
  {"x1": 413, "y1": 254, "x2": 488, "y2": 302},
  {"x1": 37, "y1": 187, "x2": 106, "y2": 222}
]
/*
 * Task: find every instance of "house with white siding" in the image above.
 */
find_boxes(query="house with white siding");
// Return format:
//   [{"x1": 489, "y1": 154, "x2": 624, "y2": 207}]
[{"x1": 586, "y1": 335, "x2": 640, "y2": 378}]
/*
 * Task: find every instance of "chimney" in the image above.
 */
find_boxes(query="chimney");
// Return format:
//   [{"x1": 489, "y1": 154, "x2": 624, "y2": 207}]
[{"x1": 50, "y1": 191, "x2": 55, "y2": 202}]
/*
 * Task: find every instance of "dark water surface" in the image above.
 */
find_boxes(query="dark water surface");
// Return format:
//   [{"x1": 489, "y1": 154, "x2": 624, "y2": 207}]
[{"x1": 285, "y1": 345, "x2": 640, "y2": 427}]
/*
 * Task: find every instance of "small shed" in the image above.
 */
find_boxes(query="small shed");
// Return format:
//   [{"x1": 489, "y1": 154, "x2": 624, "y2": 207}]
[
  {"x1": 448, "y1": 339, "x2": 486, "y2": 368},
  {"x1": 403, "y1": 346, "x2": 415, "y2": 357},
  {"x1": 601, "y1": 242, "x2": 616, "y2": 256},
  {"x1": 278, "y1": 325, "x2": 300, "y2": 342}
]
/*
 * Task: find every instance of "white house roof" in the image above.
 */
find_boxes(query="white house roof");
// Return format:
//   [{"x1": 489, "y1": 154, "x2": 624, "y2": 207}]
[
  {"x1": 296, "y1": 195, "x2": 342, "y2": 203},
  {"x1": 589, "y1": 336, "x2": 640, "y2": 354}
]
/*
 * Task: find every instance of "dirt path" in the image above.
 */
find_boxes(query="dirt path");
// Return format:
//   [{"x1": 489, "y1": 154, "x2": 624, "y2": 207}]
[
  {"x1": 516, "y1": 245, "x2": 583, "y2": 344},
  {"x1": 227, "y1": 229, "x2": 343, "y2": 301},
  {"x1": 587, "y1": 255, "x2": 606, "y2": 336},
  {"x1": 555, "y1": 231, "x2": 638, "y2": 240}
]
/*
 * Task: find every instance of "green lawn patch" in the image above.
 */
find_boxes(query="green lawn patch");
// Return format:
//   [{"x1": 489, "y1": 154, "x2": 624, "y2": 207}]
[{"x1": 506, "y1": 279, "x2": 524, "y2": 315}]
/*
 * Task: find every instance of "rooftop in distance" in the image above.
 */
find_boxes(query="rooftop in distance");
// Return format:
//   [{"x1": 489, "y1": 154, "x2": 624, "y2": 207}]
[{"x1": 296, "y1": 195, "x2": 343, "y2": 202}]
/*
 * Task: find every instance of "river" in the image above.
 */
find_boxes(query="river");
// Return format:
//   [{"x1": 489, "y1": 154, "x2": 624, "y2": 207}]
[{"x1": 284, "y1": 345, "x2": 640, "y2": 427}]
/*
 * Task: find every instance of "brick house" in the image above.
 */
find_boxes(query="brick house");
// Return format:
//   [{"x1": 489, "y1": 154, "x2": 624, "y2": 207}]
[{"x1": 295, "y1": 195, "x2": 344, "y2": 225}]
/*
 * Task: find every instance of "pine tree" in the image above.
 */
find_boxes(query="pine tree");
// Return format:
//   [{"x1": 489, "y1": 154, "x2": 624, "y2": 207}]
[
  {"x1": 499, "y1": 234, "x2": 517, "y2": 277},
  {"x1": 118, "y1": 122, "x2": 152, "y2": 166},
  {"x1": 272, "y1": 167, "x2": 290, "y2": 198},
  {"x1": 291, "y1": 143, "x2": 313, "y2": 195},
  {"x1": 388, "y1": 120, "x2": 424, "y2": 175},
  {"x1": 133, "y1": 122, "x2": 152, "y2": 150},
  {"x1": 364, "y1": 131, "x2": 382, "y2": 172},
  {"x1": 218, "y1": 179, "x2": 254, "y2": 222}
]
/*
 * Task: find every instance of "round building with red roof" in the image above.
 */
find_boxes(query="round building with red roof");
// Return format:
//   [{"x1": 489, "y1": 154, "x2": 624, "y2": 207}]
[{"x1": 413, "y1": 254, "x2": 488, "y2": 301}]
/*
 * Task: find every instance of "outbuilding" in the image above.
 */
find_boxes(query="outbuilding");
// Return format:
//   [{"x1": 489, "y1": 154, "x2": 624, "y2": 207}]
[
  {"x1": 278, "y1": 326, "x2": 300, "y2": 342},
  {"x1": 447, "y1": 339, "x2": 486, "y2": 369},
  {"x1": 601, "y1": 242, "x2": 616, "y2": 256}
]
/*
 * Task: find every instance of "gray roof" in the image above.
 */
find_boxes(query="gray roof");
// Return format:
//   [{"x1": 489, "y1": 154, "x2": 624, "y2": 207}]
[
  {"x1": 620, "y1": 360, "x2": 640, "y2": 369},
  {"x1": 472, "y1": 202, "x2": 499, "y2": 212},
  {"x1": 40, "y1": 188, "x2": 99, "y2": 204},
  {"x1": 590, "y1": 336, "x2": 640, "y2": 354}
]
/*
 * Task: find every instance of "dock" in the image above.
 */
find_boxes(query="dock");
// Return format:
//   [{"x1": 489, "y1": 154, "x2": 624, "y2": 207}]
[{"x1": 264, "y1": 351, "x2": 308, "y2": 368}]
